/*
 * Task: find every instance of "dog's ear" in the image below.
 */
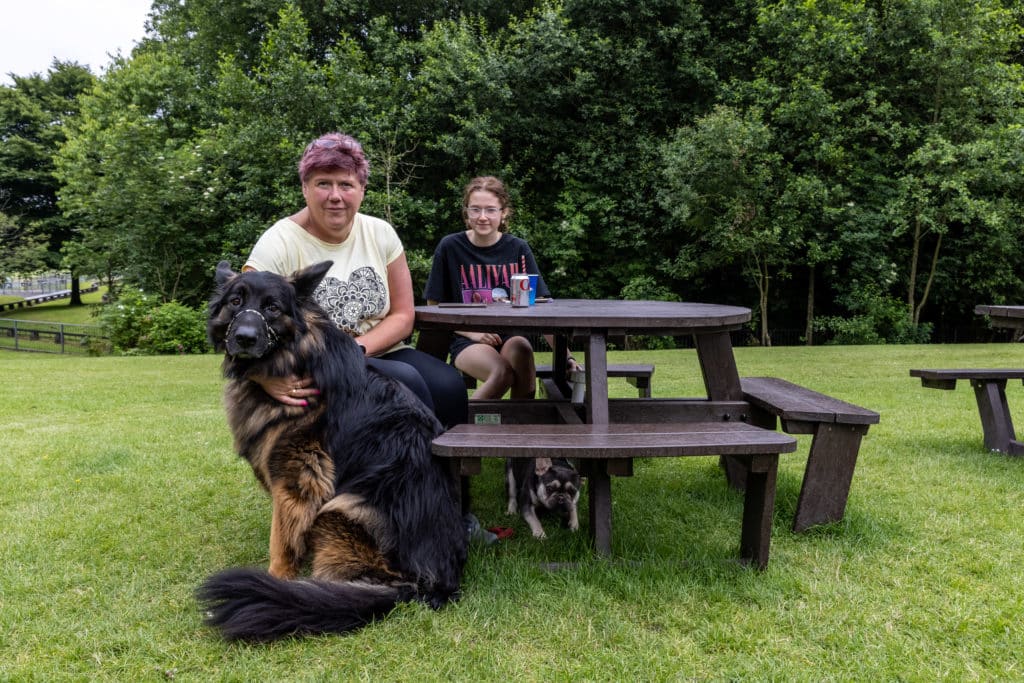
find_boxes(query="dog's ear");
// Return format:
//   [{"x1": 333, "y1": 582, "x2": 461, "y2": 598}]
[
  {"x1": 290, "y1": 261, "x2": 333, "y2": 300},
  {"x1": 534, "y1": 458, "x2": 552, "y2": 476},
  {"x1": 215, "y1": 261, "x2": 237, "y2": 286}
]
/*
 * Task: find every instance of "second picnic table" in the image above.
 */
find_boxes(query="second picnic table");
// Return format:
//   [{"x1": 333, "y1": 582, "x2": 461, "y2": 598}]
[
  {"x1": 975, "y1": 304, "x2": 1024, "y2": 336},
  {"x1": 909, "y1": 304, "x2": 1024, "y2": 454}
]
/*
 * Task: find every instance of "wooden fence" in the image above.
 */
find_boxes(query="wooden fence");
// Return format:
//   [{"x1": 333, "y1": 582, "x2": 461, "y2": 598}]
[{"x1": 0, "y1": 319, "x2": 111, "y2": 356}]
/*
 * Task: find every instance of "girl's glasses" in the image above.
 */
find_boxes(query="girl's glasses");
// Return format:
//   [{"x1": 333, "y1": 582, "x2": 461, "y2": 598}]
[{"x1": 467, "y1": 207, "x2": 502, "y2": 217}]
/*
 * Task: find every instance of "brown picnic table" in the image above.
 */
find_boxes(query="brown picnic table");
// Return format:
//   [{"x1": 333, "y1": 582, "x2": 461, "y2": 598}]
[
  {"x1": 976, "y1": 304, "x2": 1024, "y2": 336},
  {"x1": 909, "y1": 305, "x2": 1024, "y2": 454},
  {"x1": 417, "y1": 299, "x2": 879, "y2": 568}
]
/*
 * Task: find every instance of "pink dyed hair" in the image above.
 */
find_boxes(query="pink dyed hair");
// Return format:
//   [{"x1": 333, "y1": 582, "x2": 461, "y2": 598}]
[{"x1": 298, "y1": 133, "x2": 370, "y2": 186}]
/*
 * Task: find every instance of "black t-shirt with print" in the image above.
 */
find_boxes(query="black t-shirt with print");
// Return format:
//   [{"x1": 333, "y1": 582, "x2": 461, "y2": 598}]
[{"x1": 423, "y1": 231, "x2": 550, "y2": 304}]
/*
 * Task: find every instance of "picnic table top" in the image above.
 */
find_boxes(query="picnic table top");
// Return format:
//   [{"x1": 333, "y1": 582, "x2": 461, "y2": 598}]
[
  {"x1": 415, "y1": 299, "x2": 751, "y2": 334},
  {"x1": 975, "y1": 304, "x2": 1024, "y2": 328}
]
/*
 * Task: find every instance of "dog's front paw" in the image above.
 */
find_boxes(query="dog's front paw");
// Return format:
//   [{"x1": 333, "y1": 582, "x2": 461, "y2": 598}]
[
  {"x1": 268, "y1": 561, "x2": 298, "y2": 580},
  {"x1": 566, "y1": 507, "x2": 580, "y2": 532},
  {"x1": 506, "y1": 500, "x2": 518, "y2": 515},
  {"x1": 523, "y1": 510, "x2": 546, "y2": 539},
  {"x1": 567, "y1": 509, "x2": 579, "y2": 532}
]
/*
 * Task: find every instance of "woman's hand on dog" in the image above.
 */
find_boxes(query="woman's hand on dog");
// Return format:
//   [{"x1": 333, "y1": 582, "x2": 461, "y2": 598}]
[{"x1": 252, "y1": 373, "x2": 319, "y2": 406}]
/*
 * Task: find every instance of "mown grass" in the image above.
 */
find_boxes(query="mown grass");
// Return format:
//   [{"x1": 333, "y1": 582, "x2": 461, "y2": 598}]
[
  {"x1": 2, "y1": 343, "x2": 1024, "y2": 681},
  {"x1": 0, "y1": 288, "x2": 108, "y2": 325}
]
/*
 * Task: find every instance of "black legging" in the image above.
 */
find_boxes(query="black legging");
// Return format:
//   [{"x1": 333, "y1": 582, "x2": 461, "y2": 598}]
[{"x1": 367, "y1": 347, "x2": 467, "y2": 429}]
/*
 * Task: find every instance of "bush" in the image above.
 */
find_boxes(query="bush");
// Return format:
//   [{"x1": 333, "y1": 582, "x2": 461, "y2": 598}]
[
  {"x1": 814, "y1": 286, "x2": 932, "y2": 345},
  {"x1": 813, "y1": 314, "x2": 884, "y2": 345},
  {"x1": 138, "y1": 301, "x2": 210, "y2": 354},
  {"x1": 96, "y1": 289, "x2": 208, "y2": 354},
  {"x1": 94, "y1": 288, "x2": 161, "y2": 351},
  {"x1": 619, "y1": 276, "x2": 680, "y2": 350}
]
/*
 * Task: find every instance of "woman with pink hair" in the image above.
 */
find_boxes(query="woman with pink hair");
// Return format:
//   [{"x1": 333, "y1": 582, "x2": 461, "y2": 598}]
[{"x1": 243, "y1": 132, "x2": 467, "y2": 429}]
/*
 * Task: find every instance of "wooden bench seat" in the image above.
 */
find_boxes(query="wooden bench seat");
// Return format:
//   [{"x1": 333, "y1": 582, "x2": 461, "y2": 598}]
[
  {"x1": 739, "y1": 377, "x2": 880, "y2": 532},
  {"x1": 432, "y1": 421, "x2": 797, "y2": 569},
  {"x1": 910, "y1": 368, "x2": 1024, "y2": 455},
  {"x1": 538, "y1": 363, "x2": 655, "y2": 399}
]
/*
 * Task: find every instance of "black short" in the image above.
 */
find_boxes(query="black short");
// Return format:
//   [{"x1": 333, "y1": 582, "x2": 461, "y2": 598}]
[{"x1": 449, "y1": 333, "x2": 533, "y2": 363}]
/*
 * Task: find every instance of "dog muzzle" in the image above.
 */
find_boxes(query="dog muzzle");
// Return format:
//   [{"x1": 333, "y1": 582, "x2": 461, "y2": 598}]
[{"x1": 224, "y1": 308, "x2": 279, "y2": 359}]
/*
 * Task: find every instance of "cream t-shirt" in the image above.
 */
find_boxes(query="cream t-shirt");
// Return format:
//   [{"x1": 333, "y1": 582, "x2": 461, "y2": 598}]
[{"x1": 245, "y1": 214, "x2": 404, "y2": 342}]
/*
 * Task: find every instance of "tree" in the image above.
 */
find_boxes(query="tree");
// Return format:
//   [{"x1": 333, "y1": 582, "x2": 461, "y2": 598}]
[
  {"x1": 715, "y1": 0, "x2": 1024, "y2": 341},
  {"x1": 660, "y1": 105, "x2": 788, "y2": 345},
  {"x1": 495, "y1": 0, "x2": 722, "y2": 298},
  {"x1": 0, "y1": 61, "x2": 94, "y2": 303},
  {"x1": 0, "y1": 211, "x2": 49, "y2": 283},
  {"x1": 45, "y1": 0, "x2": 1024, "y2": 339},
  {"x1": 56, "y1": 49, "x2": 222, "y2": 305},
  {"x1": 873, "y1": 0, "x2": 1024, "y2": 325}
]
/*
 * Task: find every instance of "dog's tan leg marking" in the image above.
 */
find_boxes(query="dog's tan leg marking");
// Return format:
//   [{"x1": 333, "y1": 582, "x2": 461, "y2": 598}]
[
  {"x1": 309, "y1": 494, "x2": 401, "y2": 582},
  {"x1": 266, "y1": 445, "x2": 336, "y2": 579},
  {"x1": 268, "y1": 488, "x2": 307, "y2": 579},
  {"x1": 318, "y1": 493, "x2": 392, "y2": 553}
]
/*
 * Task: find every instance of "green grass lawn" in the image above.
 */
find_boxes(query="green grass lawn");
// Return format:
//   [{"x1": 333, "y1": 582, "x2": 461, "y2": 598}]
[
  {"x1": 0, "y1": 287, "x2": 107, "y2": 325},
  {"x1": 3, "y1": 344, "x2": 1024, "y2": 680}
]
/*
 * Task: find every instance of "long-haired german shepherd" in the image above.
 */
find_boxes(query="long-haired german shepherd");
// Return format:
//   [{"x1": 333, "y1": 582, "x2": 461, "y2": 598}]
[{"x1": 198, "y1": 260, "x2": 467, "y2": 641}]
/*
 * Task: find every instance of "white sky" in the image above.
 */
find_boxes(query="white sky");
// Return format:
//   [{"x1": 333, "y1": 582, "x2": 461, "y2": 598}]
[{"x1": 0, "y1": 0, "x2": 153, "y2": 86}]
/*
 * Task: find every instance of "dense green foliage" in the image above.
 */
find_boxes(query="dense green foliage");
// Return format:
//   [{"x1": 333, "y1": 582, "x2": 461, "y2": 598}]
[
  {"x1": 93, "y1": 287, "x2": 208, "y2": 354},
  {"x1": 2, "y1": 0, "x2": 1023, "y2": 344}
]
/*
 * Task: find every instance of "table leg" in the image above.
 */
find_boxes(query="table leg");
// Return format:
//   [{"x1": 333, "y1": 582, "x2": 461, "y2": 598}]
[
  {"x1": 738, "y1": 454, "x2": 779, "y2": 570},
  {"x1": 585, "y1": 332, "x2": 609, "y2": 424},
  {"x1": 971, "y1": 379, "x2": 1017, "y2": 453},
  {"x1": 551, "y1": 334, "x2": 572, "y2": 399},
  {"x1": 585, "y1": 462, "x2": 613, "y2": 557},
  {"x1": 695, "y1": 330, "x2": 748, "y2": 488},
  {"x1": 694, "y1": 330, "x2": 743, "y2": 400}
]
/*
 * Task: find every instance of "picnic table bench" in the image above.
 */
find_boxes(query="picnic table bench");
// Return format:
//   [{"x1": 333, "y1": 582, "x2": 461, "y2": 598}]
[
  {"x1": 463, "y1": 380, "x2": 879, "y2": 536},
  {"x1": 539, "y1": 363, "x2": 655, "y2": 401},
  {"x1": 909, "y1": 368, "x2": 1024, "y2": 455},
  {"x1": 738, "y1": 377, "x2": 880, "y2": 531},
  {"x1": 416, "y1": 329, "x2": 655, "y2": 398},
  {"x1": 432, "y1": 421, "x2": 797, "y2": 569}
]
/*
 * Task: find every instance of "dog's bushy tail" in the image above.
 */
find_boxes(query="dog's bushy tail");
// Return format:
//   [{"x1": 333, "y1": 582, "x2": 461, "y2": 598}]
[{"x1": 198, "y1": 568, "x2": 415, "y2": 641}]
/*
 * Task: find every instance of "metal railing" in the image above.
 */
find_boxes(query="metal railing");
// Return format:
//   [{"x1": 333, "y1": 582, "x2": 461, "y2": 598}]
[
  {"x1": 0, "y1": 272, "x2": 78, "y2": 296},
  {"x1": 0, "y1": 319, "x2": 111, "y2": 356}
]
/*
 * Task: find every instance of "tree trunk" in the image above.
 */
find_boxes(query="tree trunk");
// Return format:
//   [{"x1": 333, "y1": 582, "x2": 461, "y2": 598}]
[
  {"x1": 69, "y1": 267, "x2": 83, "y2": 306},
  {"x1": 914, "y1": 231, "x2": 942, "y2": 325},
  {"x1": 804, "y1": 264, "x2": 815, "y2": 346},
  {"x1": 753, "y1": 254, "x2": 771, "y2": 347},
  {"x1": 908, "y1": 215, "x2": 921, "y2": 318}
]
